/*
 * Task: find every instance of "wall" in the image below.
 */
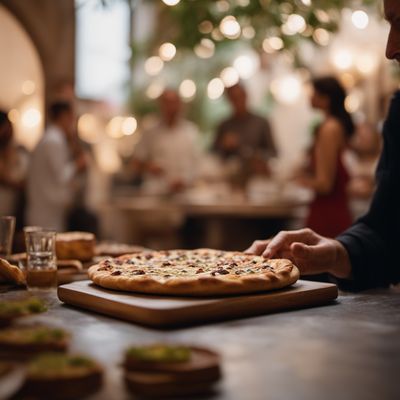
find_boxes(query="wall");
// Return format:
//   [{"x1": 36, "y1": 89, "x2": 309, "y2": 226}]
[
  {"x1": 0, "y1": 4, "x2": 44, "y2": 149},
  {"x1": 1, "y1": 0, "x2": 75, "y2": 108}
]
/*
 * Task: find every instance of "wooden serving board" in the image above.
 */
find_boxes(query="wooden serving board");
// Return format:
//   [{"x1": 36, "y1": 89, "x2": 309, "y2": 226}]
[{"x1": 58, "y1": 280, "x2": 338, "y2": 328}]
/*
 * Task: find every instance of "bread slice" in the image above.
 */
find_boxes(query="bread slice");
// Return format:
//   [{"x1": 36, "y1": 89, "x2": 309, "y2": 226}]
[
  {"x1": 56, "y1": 232, "x2": 95, "y2": 262},
  {"x1": 0, "y1": 258, "x2": 25, "y2": 285}
]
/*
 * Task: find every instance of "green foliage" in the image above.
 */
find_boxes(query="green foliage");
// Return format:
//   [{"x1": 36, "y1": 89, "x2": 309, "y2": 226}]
[
  {"x1": 142, "y1": 0, "x2": 378, "y2": 53},
  {"x1": 101, "y1": 0, "x2": 381, "y2": 135}
]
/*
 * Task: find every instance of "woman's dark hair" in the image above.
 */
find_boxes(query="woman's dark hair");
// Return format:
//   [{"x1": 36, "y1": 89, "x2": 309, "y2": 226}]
[
  {"x1": 312, "y1": 77, "x2": 355, "y2": 138},
  {"x1": 0, "y1": 110, "x2": 13, "y2": 149}
]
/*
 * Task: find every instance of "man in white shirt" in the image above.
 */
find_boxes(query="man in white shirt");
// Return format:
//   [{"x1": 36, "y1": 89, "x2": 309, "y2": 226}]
[
  {"x1": 133, "y1": 89, "x2": 201, "y2": 193},
  {"x1": 27, "y1": 102, "x2": 86, "y2": 231}
]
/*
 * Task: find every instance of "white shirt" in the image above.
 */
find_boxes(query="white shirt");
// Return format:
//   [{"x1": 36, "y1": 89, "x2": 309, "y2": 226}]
[
  {"x1": 26, "y1": 125, "x2": 76, "y2": 231},
  {"x1": 134, "y1": 119, "x2": 201, "y2": 186}
]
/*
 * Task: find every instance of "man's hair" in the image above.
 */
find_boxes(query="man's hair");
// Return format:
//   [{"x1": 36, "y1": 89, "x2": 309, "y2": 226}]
[{"x1": 49, "y1": 101, "x2": 72, "y2": 121}]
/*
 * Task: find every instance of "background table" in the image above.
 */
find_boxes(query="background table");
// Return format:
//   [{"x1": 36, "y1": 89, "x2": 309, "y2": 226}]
[
  {"x1": 102, "y1": 195, "x2": 308, "y2": 250},
  {"x1": 3, "y1": 286, "x2": 400, "y2": 400}
]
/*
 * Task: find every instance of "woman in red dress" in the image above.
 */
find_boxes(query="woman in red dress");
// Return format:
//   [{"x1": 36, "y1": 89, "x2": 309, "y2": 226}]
[{"x1": 299, "y1": 77, "x2": 354, "y2": 238}]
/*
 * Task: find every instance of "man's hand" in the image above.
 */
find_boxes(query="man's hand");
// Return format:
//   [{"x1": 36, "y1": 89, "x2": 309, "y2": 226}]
[{"x1": 245, "y1": 228, "x2": 352, "y2": 279}]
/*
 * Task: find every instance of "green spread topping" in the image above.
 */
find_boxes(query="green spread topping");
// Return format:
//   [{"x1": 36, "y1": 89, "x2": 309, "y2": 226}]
[
  {"x1": 28, "y1": 354, "x2": 96, "y2": 377},
  {"x1": 0, "y1": 326, "x2": 67, "y2": 344},
  {"x1": 126, "y1": 344, "x2": 191, "y2": 363},
  {"x1": 0, "y1": 297, "x2": 47, "y2": 318}
]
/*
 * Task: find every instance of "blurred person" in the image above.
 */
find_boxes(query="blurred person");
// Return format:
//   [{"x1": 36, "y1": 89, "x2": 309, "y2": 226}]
[
  {"x1": 27, "y1": 102, "x2": 87, "y2": 231},
  {"x1": 246, "y1": 0, "x2": 400, "y2": 291},
  {"x1": 0, "y1": 110, "x2": 28, "y2": 223},
  {"x1": 345, "y1": 123, "x2": 382, "y2": 218},
  {"x1": 213, "y1": 83, "x2": 277, "y2": 177},
  {"x1": 133, "y1": 89, "x2": 201, "y2": 192},
  {"x1": 296, "y1": 77, "x2": 354, "y2": 238},
  {"x1": 67, "y1": 134, "x2": 98, "y2": 234}
]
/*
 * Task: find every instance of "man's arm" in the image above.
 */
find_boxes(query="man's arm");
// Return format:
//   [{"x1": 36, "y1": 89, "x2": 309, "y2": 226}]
[
  {"x1": 247, "y1": 92, "x2": 400, "y2": 291},
  {"x1": 336, "y1": 93, "x2": 400, "y2": 290}
]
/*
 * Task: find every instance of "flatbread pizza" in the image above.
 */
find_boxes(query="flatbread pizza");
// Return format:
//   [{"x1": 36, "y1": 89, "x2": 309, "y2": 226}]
[{"x1": 88, "y1": 249, "x2": 299, "y2": 296}]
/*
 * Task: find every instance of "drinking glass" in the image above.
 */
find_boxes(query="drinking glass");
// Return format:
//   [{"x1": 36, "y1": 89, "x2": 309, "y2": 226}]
[
  {"x1": 0, "y1": 216, "x2": 16, "y2": 258},
  {"x1": 25, "y1": 229, "x2": 57, "y2": 291}
]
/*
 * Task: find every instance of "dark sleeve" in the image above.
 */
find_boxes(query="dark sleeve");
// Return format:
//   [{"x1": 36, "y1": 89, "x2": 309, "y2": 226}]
[
  {"x1": 259, "y1": 117, "x2": 277, "y2": 158},
  {"x1": 336, "y1": 91, "x2": 400, "y2": 291}
]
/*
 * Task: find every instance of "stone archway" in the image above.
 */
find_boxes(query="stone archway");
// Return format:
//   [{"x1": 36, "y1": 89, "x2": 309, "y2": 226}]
[
  {"x1": 0, "y1": 3, "x2": 45, "y2": 149},
  {"x1": 0, "y1": 0, "x2": 75, "y2": 115}
]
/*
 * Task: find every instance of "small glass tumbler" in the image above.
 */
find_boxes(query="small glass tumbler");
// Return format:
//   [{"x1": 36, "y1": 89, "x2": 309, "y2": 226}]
[
  {"x1": 25, "y1": 229, "x2": 57, "y2": 291},
  {"x1": 0, "y1": 216, "x2": 16, "y2": 258}
]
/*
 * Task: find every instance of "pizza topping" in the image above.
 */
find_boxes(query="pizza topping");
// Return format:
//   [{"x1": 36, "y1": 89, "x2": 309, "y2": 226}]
[
  {"x1": 132, "y1": 270, "x2": 145, "y2": 275},
  {"x1": 111, "y1": 271, "x2": 122, "y2": 276},
  {"x1": 217, "y1": 268, "x2": 229, "y2": 275}
]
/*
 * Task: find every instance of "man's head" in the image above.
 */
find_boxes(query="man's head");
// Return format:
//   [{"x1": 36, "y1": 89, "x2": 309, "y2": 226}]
[
  {"x1": 49, "y1": 101, "x2": 74, "y2": 137},
  {"x1": 385, "y1": 0, "x2": 400, "y2": 64},
  {"x1": 159, "y1": 89, "x2": 181, "y2": 127},
  {"x1": 225, "y1": 83, "x2": 248, "y2": 117},
  {"x1": 0, "y1": 110, "x2": 13, "y2": 150}
]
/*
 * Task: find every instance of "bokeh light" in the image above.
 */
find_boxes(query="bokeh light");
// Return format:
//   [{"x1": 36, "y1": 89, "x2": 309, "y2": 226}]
[
  {"x1": 144, "y1": 56, "x2": 164, "y2": 76},
  {"x1": 351, "y1": 10, "x2": 369, "y2": 30},
  {"x1": 179, "y1": 79, "x2": 197, "y2": 99},
  {"x1": 121, "y1": 117, "x2": 138, "y2": 136},
  {"x1": 220, "y1": 16, "x2": 241, "y2": 39},
  {"x1": 271, "y1": 75, "x2": 302, "y2": 105},
  {"x1": 194, "y1": 39, "x2": 215, "y2": 59},
  {"x1": 207, "y1": 78, "x2": 225, "y2": 100},
  {"x1": 22, "y1": 108, "x2": 41, "y2": 128},
  {"x1": 162, "y1": 0, "x2": 180, "y2": 6},
  {"x1": 233, "y1": 54, "x2": 259, "y2": 79},
  {"x1": 220, "y1": 67, "x2": 240, "y2": 87},
  {"x1": 159, "y1": 42, "x2": 176, "y2": 61}
]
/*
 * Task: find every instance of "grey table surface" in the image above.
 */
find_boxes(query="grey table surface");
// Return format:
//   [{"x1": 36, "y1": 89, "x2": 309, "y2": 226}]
[{"x1": 2, "y1": 286, "x2": 400, "y2": 400}]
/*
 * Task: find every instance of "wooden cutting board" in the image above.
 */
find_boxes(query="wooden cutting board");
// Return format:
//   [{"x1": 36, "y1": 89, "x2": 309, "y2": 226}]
[{"x1": 58, "y1": 280, "x2": 338, "y2": 328}]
